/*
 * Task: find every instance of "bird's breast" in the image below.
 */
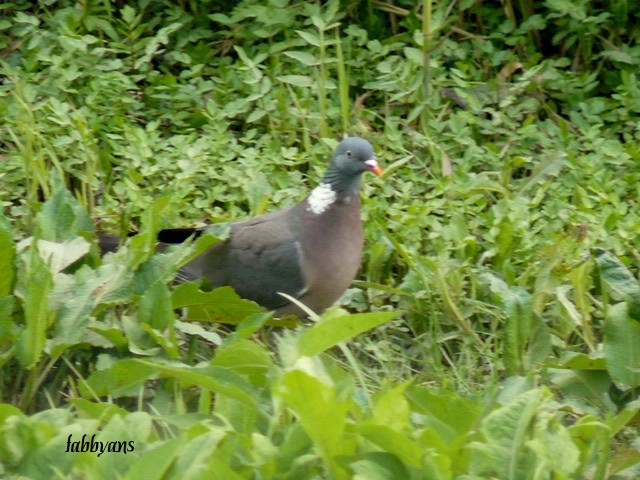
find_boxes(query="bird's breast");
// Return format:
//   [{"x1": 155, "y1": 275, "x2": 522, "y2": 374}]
[{"x1": 296, "y1": 198, "x2": 364, "y2": 307}]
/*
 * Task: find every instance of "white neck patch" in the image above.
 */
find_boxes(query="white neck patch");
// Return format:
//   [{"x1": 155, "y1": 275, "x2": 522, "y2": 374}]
[{"x1": 307, "y1": 183, "x2": 337, "y2": 214}]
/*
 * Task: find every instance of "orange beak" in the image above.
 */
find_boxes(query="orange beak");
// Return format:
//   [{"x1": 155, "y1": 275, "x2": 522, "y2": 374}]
[{"x1": 365, "y1": 159, "x2": 383, "y2": 177}]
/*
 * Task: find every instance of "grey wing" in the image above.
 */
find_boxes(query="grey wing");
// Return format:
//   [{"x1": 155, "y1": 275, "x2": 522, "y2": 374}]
[
  {"x1": 177, "y1": 208, "x2": 308, "y2": 310},
  {"x1": 223, "y1": 210, "x2": 307, "y2": 309},
  {"x1": 225, "y1": 238, "x2": 307, "y2": 309}
]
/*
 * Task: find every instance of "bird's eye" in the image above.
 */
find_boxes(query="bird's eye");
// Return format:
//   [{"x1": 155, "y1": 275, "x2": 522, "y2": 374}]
[{"x1": 346, "y1": 150, "x2": 353, "y2": 157}]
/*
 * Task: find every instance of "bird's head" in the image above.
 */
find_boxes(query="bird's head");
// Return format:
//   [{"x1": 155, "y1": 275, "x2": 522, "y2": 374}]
[{"x1": 331, "y1": 137, "x2": 383, "y2": 178}]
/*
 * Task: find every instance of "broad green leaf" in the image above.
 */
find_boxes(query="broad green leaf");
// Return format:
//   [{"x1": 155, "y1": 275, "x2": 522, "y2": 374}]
[
  {"x1": 171, "y1": 284, "x2": 264, "y2": 324},
  {"x1": 0, "y1": 403, "x2": 23, "y2": 423},
  {"x1": 469, "y1": 389, "x2": 543, "y2": 477},
  {"x1": 596, "y1": 249, "x2": 640, "y2": 321},
  {"x1": 175, "y1": 320, "x2": 222, "y2": 346},
  {"x1": 143, "y1": 361, "x2": 258, "y2": 407},
  {"x1": 80, "y1": 358, "x2": 159, "y2": 398},
  {"x1": 139, "y1": 281, "x2": 173, "y2": 330},
  {"x1": 124, "y1": 437, "x2": 186, "y2": 480},
  {"x1": 516, "y1": 153, "x2": 566, "y2": 195},
  {"x1": 549, "y1": 369, "x2": 611, "y2": 404},
  {"x1": 295, "y1": 311, "x2": 400, "y2": 357},
  {"x1": 607, "y1": 403, "x2": 640, "y2": 437},
  {"x1": 127, "y1": 196, "x2": 176, "y2": 267},
  {"x1": 1, "y1": 410, "x2": 81, "y2": 477},
  {"x1": 370, "y1": 382, "x2": 411, "y2": 432},
  {"x1": 484, "y1": 273, "x2": 546, "y2": 375},
  {"x1": 172, "y1": 429, "x2": 235, "y2": 480},
  {"x1": 503, "y1": 285, "x2": 534, "y2": 376},
  {"x1": 82, "y1": 359, "x2": 257, "y2": 406},
  {"x1": 351, "y1": 452, "x2": 413, "y2": 480},
  {"x1": 233, "y1": 45, "x2": 256, "y2": 68},
  {"x1": 0, "y1": 213, "x2": 15, "y2": 297},
  {"x1": 215, "y1": 387, "x2": 258, "y2": 432},
  {"x1": 556, "y1": 284, "x2": 582, "y2": 326},
  {"x1": 122, "y1": 315, "x2": 161, "y2": 355},
  {"x1": 278, "y1": 358, "x2": 354, "y2": 479},
  {"x1": 224, "y1": 311, "x2": 294, "y2": 344},
  {"x1": 48, "y1": 263, "x2": 133, "y2": 358},
  {"x1": 87, "y1": 322, "x2": 129, "y2": 349},
  {"x1": 600, "y1": 49, "x2": 635, "y2": 64},
  {"x1": 15, "y1": 243, "x2": 54, "y2": 368},
  {"x1": 212, "y1": 339, "x2": 273, "y2": 387},
  {"x1": 406, "y1": 386, "x2": 481, "y2": 446},
  {"x1": 296, "y1": 30, "x2": 321, "y2": 46},
  {"x1": 604, "y1": 302, "x2": 640, "y2": 388},
  {"x1": 552, "y1": 351, "x2": 607, "y2": 370},
  {"x1": 67, "y1": 398, "x2": 129, "y2": 422},
  {"x1": 133, "y1": 254, "x2": 182, "y2": 295},
  {"x1": 403, "y1": 47, "x2": 423, "y2": 65},
  {"x1": 89, "y1": 413, "x2": 153, "y2": 478},
  {"x1": 358, "y1": 425, "x2": 424, "y2": 468},
  {"x1": 277, "y1": 74, "x2": 314, "y2": 87},
  {"x1": 283, "y1": 50, "x2": 319, "y2": 66},
  {"x1": 469, "y1": 388, "x2": 579, "y2": 478},
  {"x1": 0, "y1": 295, "x2": 17, "y2": 366},
  {"x1": 526, "y1": 418, "x2": 580, "y2": 476},
  {"x1": 36, "y1": 189, "x2": 93, "y2": 241},
  {"x1": 142, "y1": 322, "x2": 179, "y2": 359}
]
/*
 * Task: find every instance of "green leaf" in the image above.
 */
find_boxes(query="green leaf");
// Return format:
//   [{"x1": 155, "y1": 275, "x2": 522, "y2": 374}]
[
  {"x1": 225, "y1": 311, "x2": 293, "y2": 344},
  {"x1": 48, "y1": 263, "x2": 133, "y2": 358},
  {"x1": 484, "y1": 274, "x2": 548, "y2": 375},
  {"x1": 36, "y1": 189, "x2": 93, "y2": 241},
  {"x1": 283, "y1": 50, "x2": 319, "y2": 66},
  {"x1": 31, "y1": 238, "x2": 90, "y2": 273},
  {"x1": 370, "y1": 382, "x2": 411, "y2": 431},
  {"x1": 600, "y1": 49, "x2": 636, "y2": 65},
  {"x1": 175, "y1": 320, "x2": 222, "y2": 346},
  {"x1": 277, "y1": 358, "x2": 354, "y2": 479},
  {"x1": 469, "y1": 388, "x2": 579, "y2": 478},
  {"x1": 15, "y1": 242, "x2": 54, "y2": 368},
  {"x1": 82, "y1": 359, "x2": 258, "y2": 406},
  {"x1": 277, "y1": 75, "x2": 315, "y2": 87},
  {"x1": 358, "y1": 425, "x2": 424, "y2": 468},
  {"x1": 296, "y1": 30, "x2": 321, "y2": 46},
  {"x1": 604, "y1": 302, "x2": 640, "y2": 388},
  {"x1": 351, "y1": 452, "x2": 413, "y2": 480},
  {"x1": 139, "y1": 281, "x2": 173, "y2": 330},
  {"x1": 149, "y1": 362, "x2": 258, "y2": 407},
  {"x1": 0, "y1": 403, "x2": 23, "y2": 423},
  {"x1": 549, "y1": 369, "x2": 611, "y2": 403},
  {"x1": 171, "y1": 284, "x2": 263, "y2": 324},
  {"x1": 553, "y1": 351, "x2": 607, "y2": 370},
  {"x1": 596, "y1": 249, "x2": 640, "y2": 321},
  {"x1": 81, "y1": 358, "x2": 159, "y2": 398},
  {"x1": 295, "y1": 311, "x2": 400, "y2": 357},
  {"x1": 0, "y1": 213, "x2": 15, "y2": 297},
  {"x1": 212, "y1": 339, "x2": 273, "y2": 388},
  {"x1": 124, "y1": 437, "x2": 186, "y2": 480},
  {"x1": 406, "y1": 386, "x2": 481, "y2": 446},
  {"x1": 67, "y1": 398, "x2": 129, "y2": 422},
  {"x1": 516, "y1": 153, "x2": 566, "y2": 195}
]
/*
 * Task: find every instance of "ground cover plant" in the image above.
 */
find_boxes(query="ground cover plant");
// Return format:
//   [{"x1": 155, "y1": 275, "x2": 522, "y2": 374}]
[{"x1": 1, "y1": 0, "x2": 640, "y2": 478}]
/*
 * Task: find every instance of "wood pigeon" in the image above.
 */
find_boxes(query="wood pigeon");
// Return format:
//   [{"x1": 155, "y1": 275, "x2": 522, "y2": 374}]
[{"x1": 100, "y1": 137, "x2": 382, "y2": 316}]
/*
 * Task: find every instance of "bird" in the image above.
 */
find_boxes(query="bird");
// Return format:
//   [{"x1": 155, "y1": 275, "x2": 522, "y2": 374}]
[{"x1": 100, "y1": 137, "x2": 382, "y2": 316}]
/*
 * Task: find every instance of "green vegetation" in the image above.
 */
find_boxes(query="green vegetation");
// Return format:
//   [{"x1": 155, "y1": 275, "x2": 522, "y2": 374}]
[{"x1": 1, "y1": 0, "x2": 639, "y2": 478}]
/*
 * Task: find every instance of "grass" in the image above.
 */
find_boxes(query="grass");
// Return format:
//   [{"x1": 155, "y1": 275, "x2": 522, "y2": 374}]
[{"x1": 1, "y1": 0, "x2": 640, "y2": 478}]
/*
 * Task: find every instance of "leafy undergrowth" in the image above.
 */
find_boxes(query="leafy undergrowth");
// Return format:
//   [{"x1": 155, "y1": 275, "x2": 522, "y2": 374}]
[{"x1": 1, "y1": 0, "x2": 640, "y2": 478}]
